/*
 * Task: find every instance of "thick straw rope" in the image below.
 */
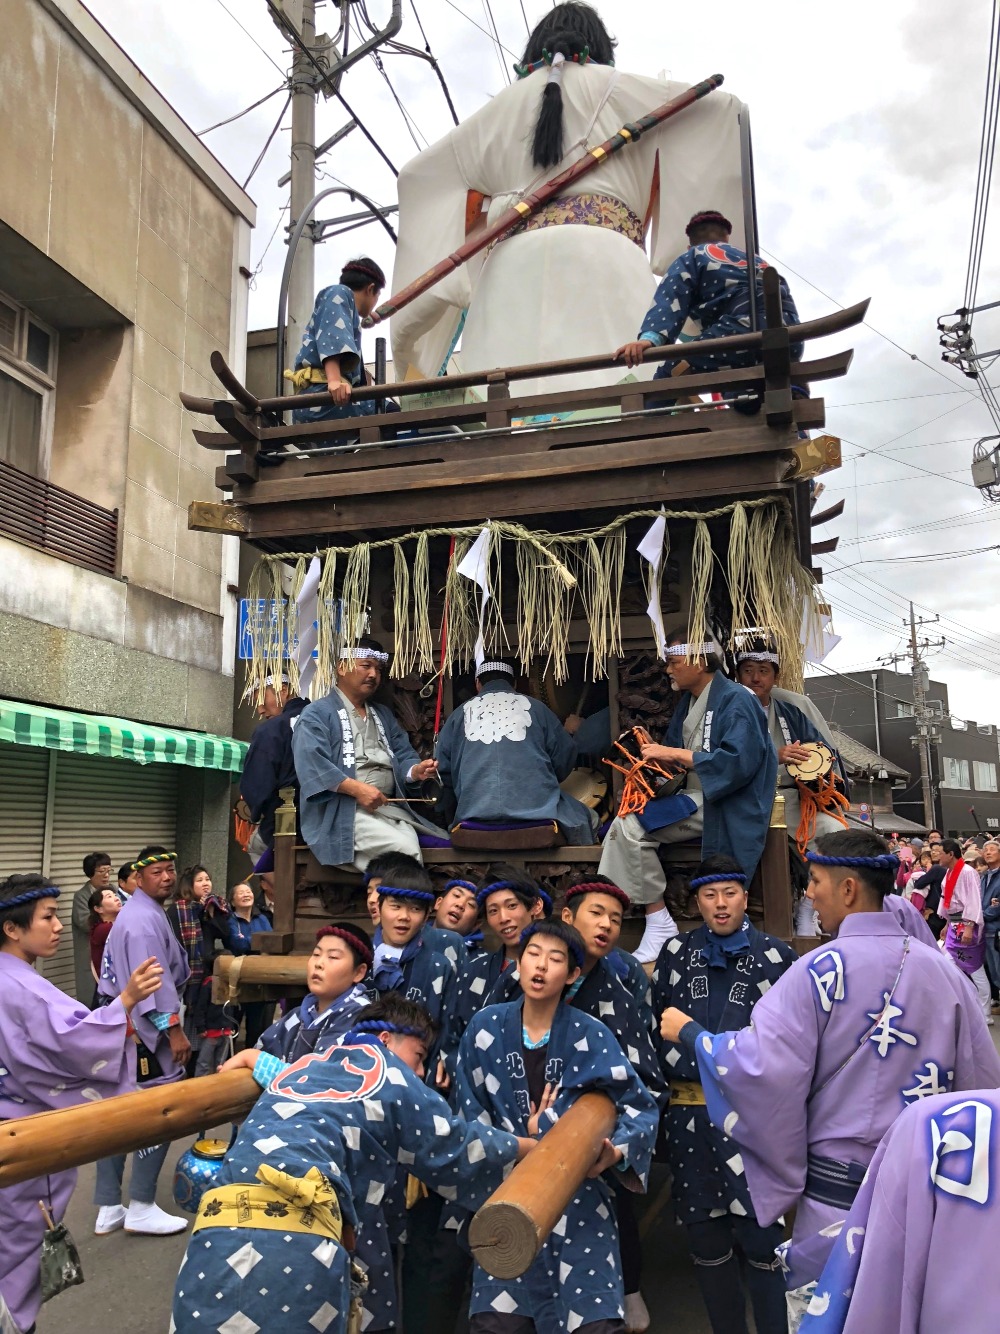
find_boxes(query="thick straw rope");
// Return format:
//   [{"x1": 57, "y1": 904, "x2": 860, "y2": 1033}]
[{"x1": 244, "y1": 500, "x2": 820, "y2": 702}]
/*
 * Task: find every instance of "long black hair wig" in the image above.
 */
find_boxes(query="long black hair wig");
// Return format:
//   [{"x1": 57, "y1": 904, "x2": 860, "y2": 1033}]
[{"x1": 521, "y1": 4, "x2": 617, "y2": 170}]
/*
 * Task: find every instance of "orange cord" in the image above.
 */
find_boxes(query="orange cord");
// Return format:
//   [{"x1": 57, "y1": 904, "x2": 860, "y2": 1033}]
[
  {"x1": 795, "y1": 773, "x2": 851, "y2": 855},
  {"x1": 608, "y1": 727, "x2": 683, "y2": 818}
]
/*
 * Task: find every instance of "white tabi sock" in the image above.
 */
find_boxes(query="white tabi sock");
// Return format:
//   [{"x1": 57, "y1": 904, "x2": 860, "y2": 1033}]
[
  {"x1": 632, "y1": 906, "x2": 678, "y2": 964},
  {"x1": 123, "y1": 1201, "x2": 188, "y2": 1236},
  {"x1": 94, "y1": 1204, "x2": 126, "y2": 1235}
]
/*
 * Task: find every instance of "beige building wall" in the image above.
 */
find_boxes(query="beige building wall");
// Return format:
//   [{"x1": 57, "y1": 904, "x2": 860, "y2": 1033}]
[{"x1": 1, "y1": 0, "x2": 254, "y2": 627}]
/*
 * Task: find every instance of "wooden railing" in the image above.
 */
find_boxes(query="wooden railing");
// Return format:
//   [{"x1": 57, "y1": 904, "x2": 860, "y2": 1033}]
[{"x1": 0, "y1": 458, "x2": 118, "y2": 575}]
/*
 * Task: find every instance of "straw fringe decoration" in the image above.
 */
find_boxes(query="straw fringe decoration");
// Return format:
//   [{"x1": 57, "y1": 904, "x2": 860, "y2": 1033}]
[{"x1": 241, "y1": 499, "x2": 820, "y2": 700}]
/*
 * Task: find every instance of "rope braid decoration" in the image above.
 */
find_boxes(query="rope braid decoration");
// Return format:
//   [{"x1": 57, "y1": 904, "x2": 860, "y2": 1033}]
[
  {"x1": 244, "y1": 499, "x2": 822, "y2": 702},
  {"x1": 343, "y1": 1020, "x2": 429, "y2": 1040},
  {"x1": 0, "y1": 885, "x2": 61, "y2": 909},
  {"x1": 689, "y1": 873, "x2": 747, "y2": 890},
  {"x1": 131, "y1": 851, "x2": 177, "y2": 870},
  {"x1": 805, "y1": 853, "x2": 900, "y2": 871}
]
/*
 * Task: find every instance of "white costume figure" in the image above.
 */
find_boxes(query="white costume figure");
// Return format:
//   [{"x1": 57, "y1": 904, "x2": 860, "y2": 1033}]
[{"x1": 391, "y1": 64, "x2": 743, "y2": 395}]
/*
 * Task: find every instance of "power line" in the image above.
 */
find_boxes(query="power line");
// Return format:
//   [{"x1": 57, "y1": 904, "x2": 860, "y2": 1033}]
[
  {"x1": 371, "y1": 51, "x2": 428, "y2": 149},
  {"x1": 834, "y1": 543, "x2": 1000, "y2": 564},
  {"x1": 441, "y1": 0, "x2": 518, "y2": 60},
  {"x1": 762, "y1": 245, "x2": 985, "y2": 403},
  {"x1": 838, "y1": 433, "x2": 978, "y2": 490},
  {"x1": 518, "y1": 0, "x2": 531, "y2": 36},
  {"x1": 209, "y1": 0, "x2": 286, "y2": 76},
  {"x1": 242, "y1": 93, "x2": 291, "y2": 189},
  {"x1": 837, "y1": 503, "x2": 1000, "y2": 548},
  {"x1": 482, "y1": 0, "x2": 512, "y2": 84},
  {"x1": 964, "y1": 0, "x2": 1000, "y2": 315},
  {"x1": 199, "y1": 84, "x2": 287, "y2": 136}
]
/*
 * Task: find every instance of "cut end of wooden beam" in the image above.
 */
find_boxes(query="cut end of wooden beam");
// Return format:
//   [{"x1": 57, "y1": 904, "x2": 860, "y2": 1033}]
[
  {"x1": 468, "y1": 1199, "x2": 541, "y2": 1278},
  {"x1": 188, "y1": 501, "x2": 249, "y2": 534}
]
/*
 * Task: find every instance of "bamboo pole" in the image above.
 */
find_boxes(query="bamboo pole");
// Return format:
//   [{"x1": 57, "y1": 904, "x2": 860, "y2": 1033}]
[
  {"x1": 468, "y1": 1092, "x2": 616, "y2": 1278},
  {"x1": 0, "y1": 1072, "x2": 261, "y2": 1189}
]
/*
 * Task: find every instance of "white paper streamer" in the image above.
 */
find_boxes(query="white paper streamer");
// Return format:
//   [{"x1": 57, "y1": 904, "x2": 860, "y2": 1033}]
[{"x1": 636, "y1": 513, "x2": 667, "y2": 658}]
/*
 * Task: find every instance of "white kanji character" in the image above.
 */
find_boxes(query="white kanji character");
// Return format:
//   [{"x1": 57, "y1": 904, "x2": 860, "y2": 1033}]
[
  {"x1": 866, "y1": 995, "x2": 918, "y2": 1059},
  {"x1": 690, "y1": 975, "x2": 709, "y2": 1000},
  {"x1": 808, "y1": 949, "x2": 845, "y2": 1013},
  {"x1": 902, "y1": 1061, "x2": 950, "y2": 1104},
  {"x1": 930, "y1": 1100, "x2": 993, "y2": 1204}
]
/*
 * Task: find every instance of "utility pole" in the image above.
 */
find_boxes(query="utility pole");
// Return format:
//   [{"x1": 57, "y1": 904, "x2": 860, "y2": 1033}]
[
  {"x1": 907, "y1": 601, "x2": 945, "y2": 830},
  {"x1": 281, "y1": 0, "x2": 318, "y2": 360}
]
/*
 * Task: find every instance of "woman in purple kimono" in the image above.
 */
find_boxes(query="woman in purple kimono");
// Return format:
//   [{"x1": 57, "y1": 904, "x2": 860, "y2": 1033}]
[{"x1": 0, "y1": 874, "x2": 161, "y2": 1334}]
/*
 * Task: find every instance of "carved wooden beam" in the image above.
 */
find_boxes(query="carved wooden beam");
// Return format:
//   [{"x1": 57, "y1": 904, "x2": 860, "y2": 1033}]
[{"x1": 187, "y1": 501, "x2": 249, "y2": 535}]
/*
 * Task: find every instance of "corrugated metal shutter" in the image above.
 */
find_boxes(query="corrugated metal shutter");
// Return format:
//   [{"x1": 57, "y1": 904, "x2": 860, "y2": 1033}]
[
  {"x1": 44, "y1": 753, "x2": 178, "y2": 995},
  {"x1": 0, "y1": 740, "x2": 49, "y2": 878}
]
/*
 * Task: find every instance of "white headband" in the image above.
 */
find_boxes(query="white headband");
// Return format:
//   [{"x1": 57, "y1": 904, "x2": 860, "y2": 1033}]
[
  {"x1": 477, "y1": 660, "x2": 514, "y2": 677},
  {"x1": 736, "y1": 651, "x2": 780, "y2": 665},
  {"x1": 665, "y1": 641, "x2": 720, "y2": 658},
  {"x1": 339, "y1": 647, "x2": 389, "y2": 664},
  {"x1": 263, "y1": 673, "x2": 290, "y2": 687},
  {"x1": 547, "y1": 51, "x2": 566, "y2": 86}
]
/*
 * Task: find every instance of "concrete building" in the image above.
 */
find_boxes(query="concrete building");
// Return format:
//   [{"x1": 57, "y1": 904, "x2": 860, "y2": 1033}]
[
  {"x1": 806, "y1": 668, "x2": 1000, "y2": 840},
  {"x1": 0, "y1": 0, "x2": 255, "y2": 994}
]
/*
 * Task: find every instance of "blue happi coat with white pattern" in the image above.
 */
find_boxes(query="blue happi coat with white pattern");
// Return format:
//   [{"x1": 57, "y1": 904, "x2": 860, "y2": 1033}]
[
  {"x1": 652, "y1": 922, "x2": 796, "y2": 1221},
  {"x1": 456, "y1": 998, "x2": 658, "y2": 1332},
  {"x1": 171, "y1": 1041, "x2": 518, "y2": 1334}
]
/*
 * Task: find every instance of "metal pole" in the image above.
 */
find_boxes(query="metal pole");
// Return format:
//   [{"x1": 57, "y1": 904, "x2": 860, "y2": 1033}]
[
  {"x1": 287, "y1": 0, "x2": 317, "y2": 361},
  {"x1": 738, "y1": 104, "x2": 761, "y2": 333},
  {"x1": 871, "y1": 670, "x2": 881, "y2": 757}
]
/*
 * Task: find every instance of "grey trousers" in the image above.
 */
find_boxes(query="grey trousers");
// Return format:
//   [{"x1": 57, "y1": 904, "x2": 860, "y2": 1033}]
[
  {"x1": 94, "y1": 1140, "x2": 171, "y2": 1206},
  {"x1": 349, "y1": 806, "x2": 422, "y2": 872},
  {"x1": 598, "y1": 792, "x2": 704, "y2": 905}
]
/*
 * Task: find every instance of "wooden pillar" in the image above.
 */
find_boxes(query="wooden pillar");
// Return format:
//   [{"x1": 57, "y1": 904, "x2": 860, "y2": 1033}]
[
  {"x1": 256, "y1": 784, "x2": 296, "y2": 954},
  {"x1": 607, "y1": 655, "x2": 623, "y2": 810},
  {"x1": 758, "y1": 786, "x2": 793, "y2": 940}
]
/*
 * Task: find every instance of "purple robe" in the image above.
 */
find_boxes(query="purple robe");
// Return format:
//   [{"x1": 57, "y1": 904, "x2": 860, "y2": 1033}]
[
  {"x1": 882, "y1": 893, "x2": 937, "y2": 949},
  {"x1": 684, "y1": 912, "x2": 1000, "y2": 1288},
  {"x1": 801, "y1": 1087, "x2": 1000, "y2": 1332},
  {"x1": 0, "y1": 954, "x2": 134, "y2": 1332},
  {"x1": 97, "y1": 887, "x2": 189, "y2": 1084}
]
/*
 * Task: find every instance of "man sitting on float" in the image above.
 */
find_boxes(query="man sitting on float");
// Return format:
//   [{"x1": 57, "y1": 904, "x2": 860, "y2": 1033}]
[
  {"x1": 733, "y1": 630, "x2": 849, "y2": 852},
  {"x1": 599, "y1": 630, "x2": 776, "y2": 963},
  {"x1": 436, "y1": 658, "x2": 594, "y2": 846},
  {"x1": 291, "y1": 637, "x2": 440, "y2": 872}
]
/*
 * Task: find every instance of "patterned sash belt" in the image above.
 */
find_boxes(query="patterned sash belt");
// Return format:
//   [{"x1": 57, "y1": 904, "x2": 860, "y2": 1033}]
[
  {"x1": 507, "y1": 193, "x2": 645, "y2": 248},
  {"x1": 193, "y1": 1164, "x2": 346, "y2": 1245},
  {"x1": 283, "y1": 366, "x2": 328, "y2": 390},
  {"x1": 804, "y1": 1152, "x2": 867, "y2": 1209},
  {"x1": 669, "y1": 1080, "x2": 707, "y2": 1106}
]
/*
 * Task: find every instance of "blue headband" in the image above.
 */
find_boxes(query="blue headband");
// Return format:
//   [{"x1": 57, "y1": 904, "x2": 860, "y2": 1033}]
[
  {"x1": 443, "y1": 879, "x2": 478, "y2": 896},
  {"x1": 519, "y1": 923, "x2": 584, "y2": 970},
  {"x1": 806, "y1": 852, "x2": 899, "y2": 871},
  {"x1": 342, "y1": 1020, "x2": 429, "y2": 1042},
  {"x1": 0, "y1": 885, "x2": 60, "y2": 910},
  {"x1": 690, "y1": 872, "x2": 747, "y2": 890},
  {"x1": 377, "y1": 885, "x2": 436, "y2": 905},
  {"x1": 476, "y1": 880, "x2": 546, "y2": 909}
]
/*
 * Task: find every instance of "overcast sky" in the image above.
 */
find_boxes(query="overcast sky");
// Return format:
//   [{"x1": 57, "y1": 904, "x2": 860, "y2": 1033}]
[{"x1": 85, "y1": 0, "x2": 1000, "y2": 722}]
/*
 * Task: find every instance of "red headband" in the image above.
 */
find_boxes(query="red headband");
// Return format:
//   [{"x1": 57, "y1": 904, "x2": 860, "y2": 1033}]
[
  {"x1": 316, "y1": 925, "x2": 373, "y2": 967},
  {"x1": 565, "y1": 881, "x2": 631, "y2": 912}
]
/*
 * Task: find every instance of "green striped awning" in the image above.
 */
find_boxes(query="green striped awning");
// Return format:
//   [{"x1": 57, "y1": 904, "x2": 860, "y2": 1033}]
[{"x1": 0, "y1": 699, "x2": 248, "y2": 774}]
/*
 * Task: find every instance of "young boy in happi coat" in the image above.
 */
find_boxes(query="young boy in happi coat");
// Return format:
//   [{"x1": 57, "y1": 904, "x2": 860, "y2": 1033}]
[
  {"x1": 660, "y1": 829, "x2": 1000, "y2": 1313},
  {"x1": 430, "y1": 876, "x2": 486, "y2": 964},
  {"x1": 800, "y1": 1085, "x2": 1000, "y2": 1334},
  {"x1": 172, "y1": 996, "x2": 535, "y2": 1334},
  {"x1": 454, "y1": 865, "x2": 549, "y2": 1033},
  {"x1": 257, "y1": 921, "x2": 372, "y2": 1061},
  {"x1": 653, "y1": 855, "x2": 796, "y2": 1334},
  {"x1": 0, "y1": 875, "x2": 162, "y2": 1334},
  {"x1": 560, "y1": 876, "x2": 666, "y2": 1334},
  {"x1": 368, "y1": 866, "x2": 457, "y2": 1085},
  {"x1": 457, "y1": 920, "x2": 659, "y2": 1334}
]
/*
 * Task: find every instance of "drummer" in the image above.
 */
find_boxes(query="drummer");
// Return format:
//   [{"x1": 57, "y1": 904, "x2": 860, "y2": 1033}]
[{"x1": 733, "y1": 631, "x2": 848, "y2": 848}]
